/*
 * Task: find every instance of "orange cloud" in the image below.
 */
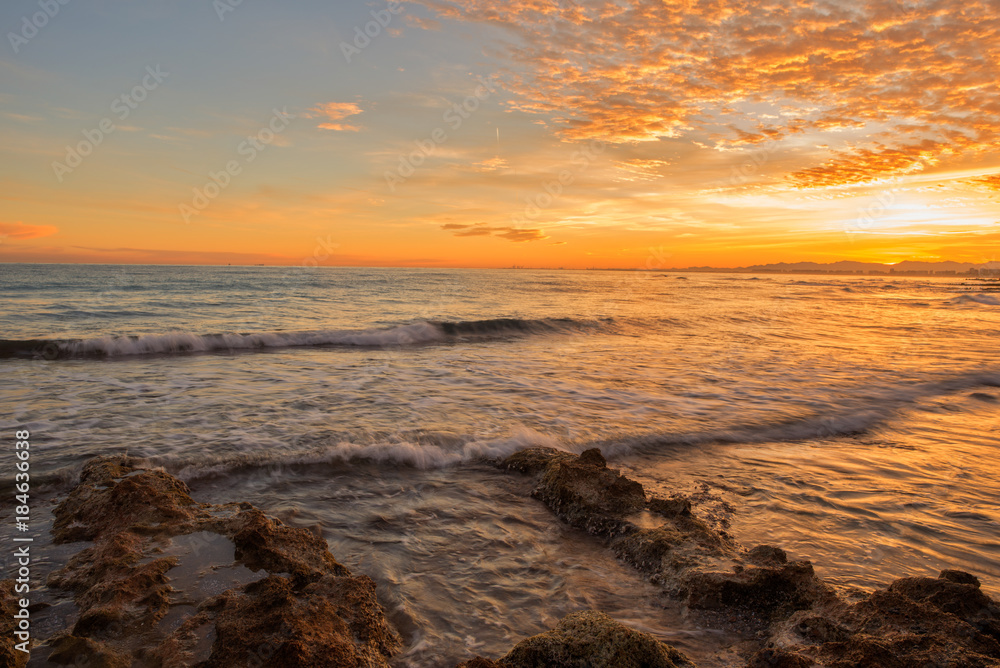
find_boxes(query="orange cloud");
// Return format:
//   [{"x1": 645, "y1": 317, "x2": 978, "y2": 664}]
[
  {"x1": 968, "y1": 173, "x2": 1000, "y2": 193},
  {"x1": 306, "y1": 101, "x2": 363, "y2": 132},
  {"x1": 0, "y1": 222, "x2": 57, "y2": 240},
  {"x1": 413, "y1": 0, "x2": 1000, "y2": 187},
  {"x1": 441, "y1": 223, "x2": 548, "y2": 242}
]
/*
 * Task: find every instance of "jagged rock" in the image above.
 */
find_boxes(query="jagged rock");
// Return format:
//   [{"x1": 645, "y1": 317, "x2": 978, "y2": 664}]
[
  {"x1": 768, "y1": 570, "x2": 1000, "y2": 667},
  {"x1": 498, "y1": 611, "x2": 694, "y2": 668},
  {"x1": 224, "y1": 507, "x2": 350, "y2": 582},
  {"x1": 455, "y1": 659, "x2": 502, "y2": 668},
  {"x1": 46, "y1": 634, "x2": 130, "y2": 667},
  {"x1": 501, "y1": 447, "x2": 576, "y2": 476},
  {"x1": 686, "y1": 561, "x2": 831, "y2": 621},
  {"x1": 649, "y1": 496, "x2": 692, "y2": 518},
  {"x1": 52, "y1": 457, "x2": 198, "y2": 542},
  {"x1": 746, "y1": 647, "x2": 814, "y2": 667},
  {"x1": 1, "y1": 580, "x2": 29, "y2": 668},
  {"x1": 42, "y1": 455, "x2": 401, "y2": 668},
  {"x1": 746, "y1": 545, "x2": 787, "y2": 567},
  {"x1": 176, "y1": 574, "x2": 401, "y2": 668},
  {"x1": 530, "y1": 448, "x2": 647, "y2": 534}
]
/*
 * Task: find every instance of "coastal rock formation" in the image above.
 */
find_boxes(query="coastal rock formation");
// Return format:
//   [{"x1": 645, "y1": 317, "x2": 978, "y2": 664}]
[
  {"x1": 1, "y1": 580, "x2": 29, "y2": 668},
  {"x1": 456, "y1": 611, "x2": 694, "y2": 668},
  {"x1": 501, "y1": 448, "x2": 828, "y2": 620},
  {"x1": 762, "y1": 570, "x2": 1000, "y2": 667},
  {"x1": 498, "y1": 447, "x2": 1000, "y2": 667},
  {"x1": 41, "y1": 455, "x2": 401, "y2": 668}
]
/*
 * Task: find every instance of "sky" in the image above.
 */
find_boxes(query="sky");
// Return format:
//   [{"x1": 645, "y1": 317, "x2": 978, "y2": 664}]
[{"x1": 1, "y1": 0, "x2": 999, "y2": 269}]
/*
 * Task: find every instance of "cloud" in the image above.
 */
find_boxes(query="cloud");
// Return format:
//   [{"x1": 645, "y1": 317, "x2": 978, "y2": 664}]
[
  {"x1": 441, "y1": 223, "x2": 548, "y2": 242},
  {"x1": 613, "y1": 158, "x2": 672, "y2": 182},
  {"x1": 413, "y1": 0, "x2": 1000, "y2": 187},
  {"x1": 306, "y1": 101, "x2": 363, "y2": 132},
  {"x1": 0, "y1": 222, "x2": 57, "y2": 240},
  {"x1": 967, "y1": 173, "x2": 1000, "y2": 193},
  {"x1": 472, "y1": 157, "x2": 511, "y2": 172}
]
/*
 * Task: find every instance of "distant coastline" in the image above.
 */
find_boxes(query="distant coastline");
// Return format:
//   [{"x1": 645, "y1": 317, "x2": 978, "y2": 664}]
[
  {"x1": 3, "y1": 260, "x2": 999, "y2": 276},
  {"x1": 590, "y1": 260, "x2": 1000, "y2": 277}
]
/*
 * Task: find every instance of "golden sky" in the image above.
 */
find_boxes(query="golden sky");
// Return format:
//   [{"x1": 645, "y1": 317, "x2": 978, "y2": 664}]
[{"x1": 1, "y1": 0, "x2": 999, "y2": 268}]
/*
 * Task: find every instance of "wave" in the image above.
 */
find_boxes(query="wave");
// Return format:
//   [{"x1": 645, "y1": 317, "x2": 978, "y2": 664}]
[
  {"x1": 613, "y1": 369, "x2": 1000, "y2": 452},
  {"x1": 0, "y1": 318, "x2": 607, "y2": 360},
  {"x1": 68, "y1": 369, "x2": 992, "y2": 484},
  {"x1": 948, "y1": 293, "x2": 1000, "y2": 306}
]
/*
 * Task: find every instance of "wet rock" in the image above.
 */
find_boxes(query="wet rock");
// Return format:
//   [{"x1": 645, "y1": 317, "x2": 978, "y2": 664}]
[
  {"x1": 42, "y1": 455, "x2": 401, "y2": 668},
  {"x1": 531, "y1": 449, "x2": 647, "y2": 535},
  {"x1": 745, "y1": 647, "x2": 814, "y2": 667},
  {"x1": 501, "y1": 447, "x2": 576, "y2": 476},
  {"x1": 455, "y1": 659, "x2": 502, "y2": 668},
  {"x1": 746, "y1": 545, "x2": 787, "y2": 567},
  {"x1": 46, "y1": 634, "x2": 130, "y2": 667},
  {"x1": 613, "y1": 525, "x2": 691, "y2": 574},
  {"x1": 791, "y1": 615, "x2": 850, "y2": 643},
  {"x1": 52, "y1": 456, "x2": 198, "y2": 542},
  {"x1": 1, "y1": 580, "x2": 29, "y2": 667},
  {"x1": 686, "y1": 561, "x2": 831, "y2": 621},
  {"x1": 649, "y1": 496, "x2": 692, "y2": 518},
  {"x1": 500, "y1": 446, "x2": 1000, "y2": 666},
  {"x1": 498, "y1": 611, "x2": 694, "y2": 668},
  {"x1": 769, "y1": 570, "x2": 1000, "y2": 667},
  {"x1": 177, "y1": 574, "x2": 401, "y2": 668},
  {"x1": 223, "y1": 507, "x2": 350, "y2": 582},
  {"x1": 887, "y1": 570, "x2": 995, "y2": 619}
]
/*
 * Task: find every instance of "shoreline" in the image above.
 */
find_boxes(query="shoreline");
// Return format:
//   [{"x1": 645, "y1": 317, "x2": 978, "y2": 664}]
[{"x1": 4, "y1": 451, "x2": 999, "y2": 667}]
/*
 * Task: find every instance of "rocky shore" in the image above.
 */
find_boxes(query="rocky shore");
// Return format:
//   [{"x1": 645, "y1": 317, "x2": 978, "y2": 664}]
[{"x1": 2, "y1": 451, "x2": 999, "y2": 667}]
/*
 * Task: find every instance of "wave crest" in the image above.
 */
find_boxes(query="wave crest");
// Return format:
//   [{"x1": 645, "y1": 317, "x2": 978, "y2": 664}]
[{"x1": 0, "y1": 318, "x2": 607, "y2": 360}]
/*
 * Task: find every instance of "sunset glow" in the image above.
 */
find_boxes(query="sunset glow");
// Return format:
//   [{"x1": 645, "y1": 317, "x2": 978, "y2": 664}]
[{"x1": 2, "y1": 0, "x2": 999, "y2": 267}]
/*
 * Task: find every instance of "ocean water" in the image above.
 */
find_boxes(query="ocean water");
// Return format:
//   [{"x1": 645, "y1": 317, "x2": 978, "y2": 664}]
[{"x1": 1, "y1": 263, "x2": 998, "y2": 666}]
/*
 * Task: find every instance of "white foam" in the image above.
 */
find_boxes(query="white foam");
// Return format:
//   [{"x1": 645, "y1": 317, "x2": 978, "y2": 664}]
[
  {"x1": 60, "y1": 323, "x2": 447, "y2": 357},
  {"x1": 170, "y1": 426, "x2": 571, "y2": 481}
]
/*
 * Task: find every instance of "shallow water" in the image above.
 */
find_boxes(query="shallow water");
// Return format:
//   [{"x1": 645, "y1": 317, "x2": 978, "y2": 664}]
[{"x1": 1, "y1": 264, "x2": 998, "y2": 663}]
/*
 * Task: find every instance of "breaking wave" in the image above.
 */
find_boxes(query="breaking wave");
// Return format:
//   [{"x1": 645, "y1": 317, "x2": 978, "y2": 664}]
[{"x1": 0, "y1": 317, "x2": 609, "y2": 360}]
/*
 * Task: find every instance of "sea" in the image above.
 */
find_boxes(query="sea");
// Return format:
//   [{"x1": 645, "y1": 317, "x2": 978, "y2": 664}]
[{"x1": 1, "y1": 263, "x2": 998, "y2": 666}]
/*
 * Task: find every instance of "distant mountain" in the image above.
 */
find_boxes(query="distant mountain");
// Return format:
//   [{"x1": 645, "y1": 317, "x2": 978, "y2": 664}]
[{"x1": 668, "y1": 260, "x2": 1000, "y2": 274}]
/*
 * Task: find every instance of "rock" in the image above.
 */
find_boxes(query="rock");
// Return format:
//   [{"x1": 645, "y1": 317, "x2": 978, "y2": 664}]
[
  {"x1": 46, "y1": 634, "x2": 130, "y2": 667},
  {"x1": 649, "y1": 496, "x2": 692, "y2": 518},
  {"x1": 745, "y1": 647, "x2": 814, "y2": 667},
  {"x1": 746, "y1": 546, "x2": 787, "y2": 567},
  {"x1": 500, "y1": 447, "x2": 576, "y2": 476},
  {"x1": 768, "y1": 571, "x2": 1000, "y2": 667},
  {"x1": 613, "y1": 525, "x2": 690, "y2": 574},
  {"x1": 52, "y1": 456, "x2": 199, "y2": 543},
  {"x1": 455, "y1": 659, "x2": 502, "y2": 668},
  {"x1": 791, "y1": 615, "x2": 850, "y2": 643},
  {"x1": 498, "y1": 611, "x2": 694, "y2": 668},
  {"x1": 44, "y1": 455, "x2": 401, "y2": 668},
  {"x1": 531, "y1": 449, "x2": 647, "y2": 535},
  {"x1": 685, "y1": 561, "x2": 830, "y2": 621},
  {"x1": 887, "y1": 569, "x2": 994, "y2": 619},
  {"x1": 1, "y1": 580, "x2": 29, "y2": 668},
  {"x1": 225, "y1": 507, "x2": 350, "y2": 582},
  {"x1": 499, "y1": 446, "x2": 1000, "y2": 666},
  {"x1": 178, "y1": 574, "x2": 401, "y2": 668}
]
